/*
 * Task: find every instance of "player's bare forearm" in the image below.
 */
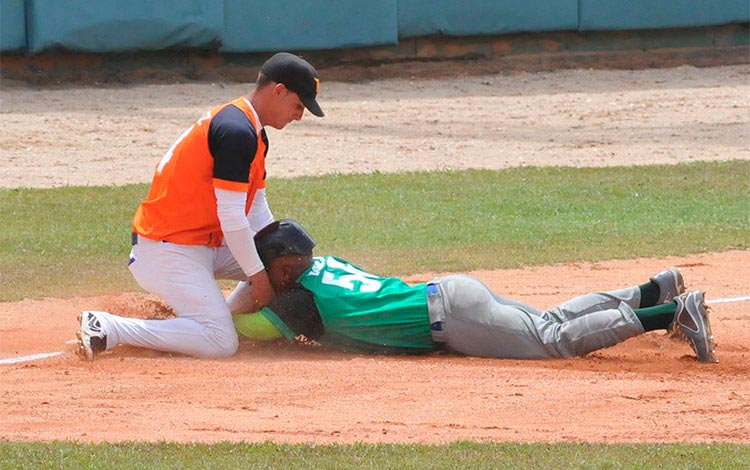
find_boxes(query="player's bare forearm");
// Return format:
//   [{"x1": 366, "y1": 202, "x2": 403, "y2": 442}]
[{"x1": 247, "y1": 269, "x2": 274, "y2": 310}]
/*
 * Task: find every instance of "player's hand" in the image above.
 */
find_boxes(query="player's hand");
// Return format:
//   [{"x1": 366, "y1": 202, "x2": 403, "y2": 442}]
[{"x1": 247, "y1": 269, "x2": 274, "y2": 310}]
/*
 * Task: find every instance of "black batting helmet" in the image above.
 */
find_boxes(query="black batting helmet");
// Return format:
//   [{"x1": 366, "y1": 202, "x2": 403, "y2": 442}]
[{"x1": 254, "y1": 219, "x2": 316, "y2": 268}]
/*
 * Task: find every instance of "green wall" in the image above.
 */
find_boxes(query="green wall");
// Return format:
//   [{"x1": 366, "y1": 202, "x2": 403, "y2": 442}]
[
  {"x1": 579, "y1": 0, "x2": 749, "y2": 31},
  {"x1": 397, "y1": 0, "x2": 578, "y2": 37},
  {"x1": 1, "y1": 0, "x2": 748, "y2": 54},
  {"x1": 24, "y1": 0, "x2": 222, "y2": 53},
  {"x1": 221, "y1": 0, "x2": 397, "y2": 53},
  {"x1": 1, "y1": 0, "x2": 26, "y2": 52}
]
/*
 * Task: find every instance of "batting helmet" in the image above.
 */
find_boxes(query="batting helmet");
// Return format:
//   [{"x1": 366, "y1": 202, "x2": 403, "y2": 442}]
[{"x1": 254, "y1": 219, "x2": 317, "y2": 267}]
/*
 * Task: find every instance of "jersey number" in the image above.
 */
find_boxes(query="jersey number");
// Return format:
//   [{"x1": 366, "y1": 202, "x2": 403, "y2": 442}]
[{"x1": 321, "y1": 258, "x2": 381, "y2": 293}]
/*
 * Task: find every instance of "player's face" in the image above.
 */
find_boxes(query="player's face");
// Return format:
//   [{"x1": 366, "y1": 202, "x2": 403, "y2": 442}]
[
  {"x1": 266, "y1": 253, "x2": 313, "y2": 291},
  {"x1": 267, "y1": 85, "x2": 305, "y2": 129}
]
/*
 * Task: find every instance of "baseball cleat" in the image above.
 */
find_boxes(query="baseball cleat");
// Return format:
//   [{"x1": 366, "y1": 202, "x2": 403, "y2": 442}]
[
  {"x1": 650, "y1": 267, "x2": 685, "y2": 304},
  {"x1": 671, "y1": 291, "x2": 718, "y2": 363},
  {"x1": 76, "y1": 311, "x2": 107, "y2": 360}
]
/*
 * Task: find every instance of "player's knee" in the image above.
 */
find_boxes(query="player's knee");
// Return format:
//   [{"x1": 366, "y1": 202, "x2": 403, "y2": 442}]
[
  {"x1": 199, "y1": 328, "x2": 239, "y2": 358},
  {"x1": 211, "y1": 335, "x2": 239, "y2": 358}
]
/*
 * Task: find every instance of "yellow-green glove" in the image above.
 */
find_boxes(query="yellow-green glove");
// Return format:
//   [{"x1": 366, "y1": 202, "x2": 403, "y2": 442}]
[{"x1": 233, "y1": 312, "x2": 282, "y2": 340}]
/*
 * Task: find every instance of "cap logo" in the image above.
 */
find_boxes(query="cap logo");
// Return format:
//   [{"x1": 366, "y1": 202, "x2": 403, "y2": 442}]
[{"x1": 314, "y1": 77, "x2": 320, "y2": 94}]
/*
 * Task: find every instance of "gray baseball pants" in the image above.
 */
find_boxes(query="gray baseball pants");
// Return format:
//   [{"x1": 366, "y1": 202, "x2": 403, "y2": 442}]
[{"x1": 426, "y1": 275, "x2": 645, "y2": 359}]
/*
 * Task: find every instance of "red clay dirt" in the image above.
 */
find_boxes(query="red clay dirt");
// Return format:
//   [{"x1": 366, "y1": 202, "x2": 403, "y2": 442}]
[{"x1": 1, "y1": 250, "x2": 748, "y2": 444}]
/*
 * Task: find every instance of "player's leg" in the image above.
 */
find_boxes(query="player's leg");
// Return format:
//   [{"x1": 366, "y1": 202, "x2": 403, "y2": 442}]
[
  {"x1": 432, "y1": 275, "x2": 561, "y2": 358},
  {"x1": 83, "y1": 238, "x2": 239, "y2": 358},
  {"x1": 543, "y1": 268, "x2": 684, "y2": 323},
  {"x1": 528, "y1": 268, "x2": 684, "y2": 357},
  {"x1": 543, "y1": 286, "x2": 640, "y2": 323},
  {"x1": 543, "y1": 304, "x2": 645, "y2": 357},
  {"x1": 432, "y1": 275, "x2": 643, "y2": 359}
]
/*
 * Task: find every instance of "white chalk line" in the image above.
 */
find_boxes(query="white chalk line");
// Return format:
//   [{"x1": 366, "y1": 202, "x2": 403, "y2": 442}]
[
  {"x1": 705, "y1": 295, "x2": 750, "y2": 305},
  {"x1": 0, "y1": 351, "x2": 63, "y2": 365},
  {"x1": 1, "y1": 296, "x2": 748, "y2": 365}
]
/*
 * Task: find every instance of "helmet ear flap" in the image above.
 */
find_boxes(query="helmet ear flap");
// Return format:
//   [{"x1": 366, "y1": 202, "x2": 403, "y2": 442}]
[{"x1": 254, "y1": 219, "x2": 316, "y2": 267}]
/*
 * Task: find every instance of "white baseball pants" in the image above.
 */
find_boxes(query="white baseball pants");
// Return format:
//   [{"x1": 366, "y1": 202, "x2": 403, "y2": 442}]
[{"x1": 94, "y1": 235, "x2": 247, "y2": 358}]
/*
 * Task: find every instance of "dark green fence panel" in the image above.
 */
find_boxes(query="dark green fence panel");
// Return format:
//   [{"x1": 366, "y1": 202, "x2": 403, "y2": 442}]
[
  {"x1": 397, "y1": 0, "x2": 578, "y2": 38},
  {"x1": 5, "y1": 1, "x2": 748, "y2": 55},
  {"x1": 26, "y1": 0, "x2": 223, "y2": 53},
  {"x1": 1, "y1": 0, "x2": 26, "y2": 52},
  {"x1": 221, "y1": 0, "x2": 397, "y2": 53},
  {"x1": 579, "y1": 0, "x2": 750, "y2": 31}
]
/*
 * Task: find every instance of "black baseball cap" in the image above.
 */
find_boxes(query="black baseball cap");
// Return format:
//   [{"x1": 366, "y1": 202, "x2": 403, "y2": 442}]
[{"x1": 261, "y1": 52, "x2": 324, "y2": 117}]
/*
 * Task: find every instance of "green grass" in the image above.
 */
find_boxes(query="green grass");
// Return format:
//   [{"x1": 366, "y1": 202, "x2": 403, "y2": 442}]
[
  {"x1": 1, "y1": 161, "x2": 747, "y2": 301},
  {"x1": 1, "y1": 441, "x2": 748, "y2": 469},
  {"x1": 0, "y1": 184, "x2": 146, "y2": 301},
  {"x1": 276, "y1": 161, "x2": 748, "y2": 274}
]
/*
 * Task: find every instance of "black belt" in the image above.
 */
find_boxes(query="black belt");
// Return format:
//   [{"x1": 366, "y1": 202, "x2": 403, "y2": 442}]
[{"x1": 132, "y1": 232, "x2": 170, "y2": 245}]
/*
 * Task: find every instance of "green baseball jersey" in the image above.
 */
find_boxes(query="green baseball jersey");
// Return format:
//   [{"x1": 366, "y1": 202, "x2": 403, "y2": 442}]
[{"x1": 261, "y1": 255, "x2": 435, "y2": 353}]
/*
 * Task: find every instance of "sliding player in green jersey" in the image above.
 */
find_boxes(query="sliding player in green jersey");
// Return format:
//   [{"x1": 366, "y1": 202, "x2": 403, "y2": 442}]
[{"x1": 229, "y1": 220, "x2": 717, "y2": 362}]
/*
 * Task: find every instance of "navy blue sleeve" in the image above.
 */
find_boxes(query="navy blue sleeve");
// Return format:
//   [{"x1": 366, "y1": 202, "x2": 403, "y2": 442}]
[{"x1": 208, "y1": 105, "x2": 258, "y2": 183}]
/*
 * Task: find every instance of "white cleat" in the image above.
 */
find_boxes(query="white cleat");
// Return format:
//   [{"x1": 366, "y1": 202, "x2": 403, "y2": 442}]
[{"x1": 76, "y1": 311, "x2": 107, "y2": 361}]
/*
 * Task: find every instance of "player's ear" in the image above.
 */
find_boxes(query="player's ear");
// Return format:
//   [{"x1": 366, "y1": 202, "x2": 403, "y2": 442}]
[
  {"x1": 280, "y1": 264, "x2": 293, "y2": 283},
  {"x1": 272, "y1": 82, "x2": 287, "y2": 97}
]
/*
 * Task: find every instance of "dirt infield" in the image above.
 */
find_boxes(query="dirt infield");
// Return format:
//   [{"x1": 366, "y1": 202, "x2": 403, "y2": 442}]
[
  {"x1": 1, "y1": 62, "x2": 748, "y2": 444},
  {"x1": 1, "y1": 251, "x2": 748, "y2": 444},
  {"x1": 2, "y1": 64, "x2": 748, "y2": 188}
]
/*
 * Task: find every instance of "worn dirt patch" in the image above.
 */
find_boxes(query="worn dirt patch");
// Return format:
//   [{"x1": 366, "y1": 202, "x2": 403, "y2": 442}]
[{"x1": 1, "y1": 64, "x2": 748, "y2": 188}]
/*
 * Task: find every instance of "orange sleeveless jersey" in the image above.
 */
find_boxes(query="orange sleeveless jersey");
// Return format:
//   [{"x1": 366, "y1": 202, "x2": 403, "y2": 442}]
[{"x1": 133, "y1": 97, "x2": 266, "y2": 247}]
